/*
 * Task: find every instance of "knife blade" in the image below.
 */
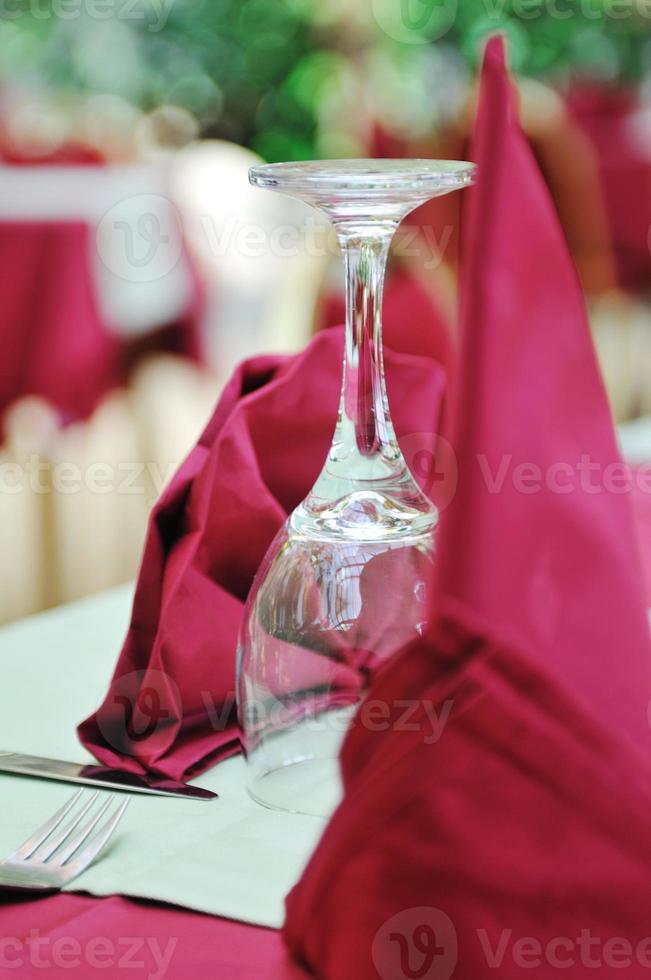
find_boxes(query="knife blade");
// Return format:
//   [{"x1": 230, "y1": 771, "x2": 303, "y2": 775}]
[{"x1": 0, "y1": 752, "x2": 217, "y2": 800}]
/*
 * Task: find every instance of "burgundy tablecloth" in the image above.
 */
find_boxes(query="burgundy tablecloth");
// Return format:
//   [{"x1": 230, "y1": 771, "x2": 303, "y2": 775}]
[{"x1": 0, "y1": 893, "x2": 307, "y2": 980}]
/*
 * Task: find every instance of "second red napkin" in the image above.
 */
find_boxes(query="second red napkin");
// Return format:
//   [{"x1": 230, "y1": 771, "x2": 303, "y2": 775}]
[{"x1": 283, "y1": 37, "x2": 651, "y2": 980}]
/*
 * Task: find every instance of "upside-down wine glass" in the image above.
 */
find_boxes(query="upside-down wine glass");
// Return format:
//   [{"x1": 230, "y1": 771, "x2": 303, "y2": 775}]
[{"x1": 237, "y1": 160, "x2": 475, "y2": 817}]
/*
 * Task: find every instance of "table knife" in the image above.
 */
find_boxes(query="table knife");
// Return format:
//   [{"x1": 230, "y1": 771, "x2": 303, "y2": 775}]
[{"x1": 0, "y1": 752, "x2": 217, "y2": 800}]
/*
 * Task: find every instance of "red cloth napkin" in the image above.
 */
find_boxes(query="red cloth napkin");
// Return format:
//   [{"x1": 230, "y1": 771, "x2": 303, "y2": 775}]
[
  {"x1": 78, "y1": 327, "x2": 445, "y2": 780},
  {"x1": 283, "y1": 38, "x2": 651, "y2": 979}
]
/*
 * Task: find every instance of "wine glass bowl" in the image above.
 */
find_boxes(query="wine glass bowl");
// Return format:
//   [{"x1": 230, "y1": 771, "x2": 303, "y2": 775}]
[
  {"x1": 237, "y1": 159, "x2": 475, "y2": 817},
  {"x1": 239, "y1": 527, "x2": 433, "y2": 816}
]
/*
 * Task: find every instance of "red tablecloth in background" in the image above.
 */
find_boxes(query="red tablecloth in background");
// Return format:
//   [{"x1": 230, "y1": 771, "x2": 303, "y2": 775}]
[
  {"x1": 0, "y1": 142, "x2": 203, "y2": 428},
  {"x1": 0, "y1": 221, "x2": 120, "y2": 426},
  {"x1": 569, "y1": 85, "x2": 651, "y2": 293},
  {"x1": 0, "y1": 215, "x2": 202, "y2": 432}
]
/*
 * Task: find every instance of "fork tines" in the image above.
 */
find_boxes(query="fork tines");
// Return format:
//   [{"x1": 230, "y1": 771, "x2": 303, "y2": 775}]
[{"x1": 12, "y1": 789, "x2": 129, "y2": 871}]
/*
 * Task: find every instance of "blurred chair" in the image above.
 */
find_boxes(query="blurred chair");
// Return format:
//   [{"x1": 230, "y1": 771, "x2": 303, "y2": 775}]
[
  {"x1": 568, "y1": 85, "x2": 651, "y2": 294},
  {"x1": 0, "y1": 162, "x2": 203, "y2": 431},
  {"x1": 0, "y1": 355, "x2": 218, "y2": 624},
  {"x1": 591, "y1": 294, "x2": 651, "y2": 422},
  {"x1": 49, "y1": 392, "x2": 148, "y2": 603},
  {"x1": 127, "y1": 353, "x2": 218, "y2": 506},
  {"x1": 171, "y1": 140, "x2": 329, "y2": 377},
  {"x1": 0, "y1": 398, "x2": 57, "y2": 620},
  {"x1": 0, "y1": 157, "x2": 213, "y2": 620}
]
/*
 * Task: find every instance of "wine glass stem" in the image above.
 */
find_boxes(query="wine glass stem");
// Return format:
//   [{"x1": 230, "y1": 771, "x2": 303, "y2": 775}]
[{"x1": 336, "y1": 228, "x2": 399, "y2": 462}]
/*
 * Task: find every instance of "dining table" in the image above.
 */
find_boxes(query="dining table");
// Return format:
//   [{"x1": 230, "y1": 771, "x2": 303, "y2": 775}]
[
  {"x1": 1, "y1": 452, "x2": 650, "y2": 980},
  {"x1": 0, "y1": 583, "x2": 316, "y2": 980}
]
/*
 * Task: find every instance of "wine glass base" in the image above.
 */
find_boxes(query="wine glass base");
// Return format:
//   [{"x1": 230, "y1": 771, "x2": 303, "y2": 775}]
[
  {"x1": 247, "y1": 757, "x2": 343, "y2": 819},
  {"x1": 245, "y1": 705, "x2": 357, "y2": 818}
]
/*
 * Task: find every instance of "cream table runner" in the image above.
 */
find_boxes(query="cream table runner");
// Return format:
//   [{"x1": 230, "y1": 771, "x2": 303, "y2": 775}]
[{"x1": 0, "y1": 585, "x2": 325, "y2": 927}]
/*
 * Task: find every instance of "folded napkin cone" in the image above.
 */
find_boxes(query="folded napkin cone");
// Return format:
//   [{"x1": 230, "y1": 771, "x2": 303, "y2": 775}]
[
  {"x1": 78, "y1": 328, "x2": 445, "y2": 780},
  {"x1": 283, "y1": 37, "x2": 651, "y2": 980}
]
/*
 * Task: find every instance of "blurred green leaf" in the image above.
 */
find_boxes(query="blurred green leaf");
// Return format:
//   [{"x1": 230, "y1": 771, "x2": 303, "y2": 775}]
[{"x1": 2, "y1": 0, "x2": 651, "y2": 160}]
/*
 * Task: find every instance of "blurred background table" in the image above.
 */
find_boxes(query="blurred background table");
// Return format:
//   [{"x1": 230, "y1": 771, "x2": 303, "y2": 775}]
[{"x1": 0, "y1": 1, "x2": 650, "y2": 625}]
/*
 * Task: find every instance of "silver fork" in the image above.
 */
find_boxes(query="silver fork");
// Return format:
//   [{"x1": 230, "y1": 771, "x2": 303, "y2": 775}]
[{"x1": 0, "y1": 789, "x2": 129, "y2": 891}]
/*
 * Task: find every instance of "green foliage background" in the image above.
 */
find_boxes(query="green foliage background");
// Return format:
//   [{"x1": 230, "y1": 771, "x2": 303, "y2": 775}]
[{"x1": 1, "y1": 0, "x2": 650, "y2": 159}]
